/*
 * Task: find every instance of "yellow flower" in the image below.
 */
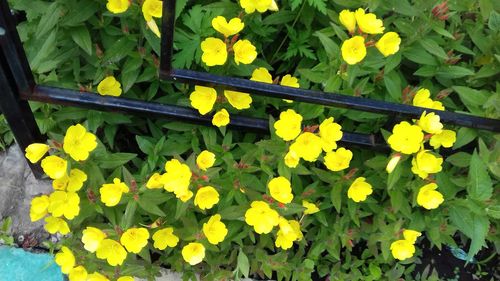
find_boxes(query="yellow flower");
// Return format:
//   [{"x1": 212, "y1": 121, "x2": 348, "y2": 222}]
[
  {"x1": 302, "y1": 200, "x2": 319, "y2": 215},
  {"x1": 354, "y1": 8, "x2": 385, "y2": 34},
  {"x1": 96, "y1": 239, "x2": 127, "y2": 266},
  {"x1": 146, "y1": 173, "x2": 164, "y2": 189},
  {"x1": 177, "y1": 189, "x2": 194, "y2": 202},
  {"x1": 390, "y1": 239, "x2": 415, "y2": 260},
  {"x1": 212, "y1": 16, "x2": 244, "y2": 37},
  {"x1": 63, "y1": 124, "x2": 97, "y2": 161},
  {"x1": 268, "y1": 176, "x2": 294, "y2": 204},
  {"x1": 152, "y1": 227, "x2": 179, "y2": 250},
  {"x1": 202, "y1": 214, "x2": 228, "y2": 245},
  {"x1": 375, "y1": 32, "x2": 401, "y2": 57},
  {"x1": 30, "y1": 195, "x2": 49, "y2": 222},
  {"x1": 212, "y1": 109, "x2": 230, "y2": 127},
  {"x1": 87, "y1": 272, "x2": 109, "y2": 281},
  {"x1": 194, "y1": 186, "x2": 220, "y2": 210},
  {"x1": 146, "y1": 18, "x2": 161, "y2": 38},
  {"x1": 142, "y1": 0, "x2": 162, "y2": 21},
  {"x1": 268, "y1": 0, "x2": 279, "y2": 11},
  {"x1": 387, "y1": 121, "x2": 424, "y2": 155},
  {"x1": 403, "y1": 230, "x2": 422, "y2": 244},
  {"x1": 117, "y1": 277, "x2": 134, "y2": 281},
  {"x1": 275, "y1": 218, "x2": 302, "y2": 250},
  {"x1": 274, "y1": 109, "x2": 303, "y2": 141},
  {"x1": 290, "y1": 132, "x2": 323, "y2": 162},
  {"x1": 196, "y1": 150, "x2": 216, "y2": 171},
  {"x1": 182, "y1": 242, "x2": 206, "y2": 265},
  {"x1": 339, "y1": 10, "x2": 356, "y2": 33},
  {"x1": 284, "y1": 150, "x2": 300, "y2": 168},
  {"x1": 120, "y1": 227, "x2": 150, "y2": 253},
  {"x1": 430, "y1": 130, "x2": 456, "y2": 149},
  {"x1": 97, "y1": 76, "x2": 122, "y2": 97},
  {"x1": 411, "y1": 150, "x2": 443, "y2": 179},
  {"x1": 279, "y1": 74, "x2": 300, "y2": 103},
  {"x1": 162, "y1": 159, "x2": 191, "y2": 194},
  {"x1": 69, "y1": 266, "x2": 87, "y2": 281},
  {"x1": 190, "y1": 86, "x2": 217, "y2": 115},
  {"x1": 82, "y1": 227, "x2": 107, "y2": 253},
  {"x1": 25, "y1": 143, "x2": 49, "y2": 163},
  {"x1": 341, "y1": 36, "x2": 367, "y2": 65},
  {"x1": 413, "y1": 88, "x2": 445, "y2": 111},
  {"x1": 417, "y1": 183, "x2": 444, "y2": 210},
  {"x1": 251, "y1": 67, "x2": 273, "y2": 84},
  {"x1": 233, "y1": 40, "x2": 257, "y2": 65},
  {"x1": 324, "y1": 147, "x2": 353, "y2": 171},
  {"x1": 245, "y1": 201, "x2": 280, "y2": 234},
  {"x1": 53, "y1": 169, "x2": 88, "y2": 192},
  {"x1": 41, "y1": 155, "x2": 67, "y2": 180},
  {"x1": 99, "y1": 178, "x2": 129, "y2": 207},
  {"x1": 224, "y1": 90, "x2": 252, "y2": 110},
  {"x1": 240, "y1": 0, "x2": 272, "y2": 14},
  {"x1": 201, "y1": 37, "x2": 227, "y2": 66},
  {"x1": 417, "y1": 112, "x2": 443, "y2": 134},
  {"x1": 347, "y1": 177, "x2": 373, "y2": 203},
  {"x1": 48, "y1": 191, "x2": 80, "y2": 220},
  {"x1": 106, "y1": 0, "x2": 130, "y2": 14},
  {"x1": 55, "y1": 246, "x2": 75, "y2": 274},
  {"x1": 280, "y1": 74, "x2": 299, "y2": 88},
  {"x1": 319, "y1": 117, "x2": 343, "y2": 152},
  {"x1": 386, "y1": 154, "x2": 401, "y2": 174},
  {"x1": 44, "y1": 216, "x2": 70, "y2": 235}
]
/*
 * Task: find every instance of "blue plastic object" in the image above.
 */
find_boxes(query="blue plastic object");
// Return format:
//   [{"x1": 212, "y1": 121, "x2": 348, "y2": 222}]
[{"x1": 0, "y1": 246, "x2": 63, "y2": 281}]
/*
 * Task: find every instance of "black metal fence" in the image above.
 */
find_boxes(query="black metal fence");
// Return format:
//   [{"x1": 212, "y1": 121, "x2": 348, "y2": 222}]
[{"x1": 1, "y1": 0, "x2": 499, "y2": 178}]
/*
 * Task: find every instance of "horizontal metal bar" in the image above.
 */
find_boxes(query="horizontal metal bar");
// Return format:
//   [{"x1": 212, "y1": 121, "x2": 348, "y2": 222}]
[
  {"x1": 162, "y1": 69, "x2": 500, "y2": 132},
  {"x1": 24, "y1": 86, "x2": 385, "y2": 149}
]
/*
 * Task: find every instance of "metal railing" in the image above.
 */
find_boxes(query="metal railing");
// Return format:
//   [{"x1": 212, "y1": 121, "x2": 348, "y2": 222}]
[{"x1": 0, "y1": 0, "x2": 499, "y2": 178}]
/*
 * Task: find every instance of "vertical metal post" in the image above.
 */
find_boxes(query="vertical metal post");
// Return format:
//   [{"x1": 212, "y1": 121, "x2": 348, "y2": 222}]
[
  {"x1": 160, "y1": 0, "x2": 176, "y2": 75},
  {"x1": 0, "y1": 1, "x2": 45, "y2": 178}
]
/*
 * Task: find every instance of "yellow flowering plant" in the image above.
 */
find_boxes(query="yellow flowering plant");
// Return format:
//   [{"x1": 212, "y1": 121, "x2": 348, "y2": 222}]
[{"x1": 13, "y1": 0, "x2": 500, "y2": 280}]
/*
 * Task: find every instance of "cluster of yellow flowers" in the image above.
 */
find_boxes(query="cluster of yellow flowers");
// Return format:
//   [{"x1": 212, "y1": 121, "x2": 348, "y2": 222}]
[
  {"x1": 273, "y1": 109, "x2": 347, "y2": 168},
  {"x1": 385, "y1": 89, "x2": 457, "y2": 260},
  {"x1": 106, "y1": 0, "x2": 162, "y2": 37},
  {"x1": 189, "y1": 69, "x2": 301, "y2": 128},
  {"x1": 26, "y1": 124, "x2": 97, "y2": 235},
  {"x1": 144, "y1": 150, "x2": 228, "y2": 264},
  {"x1": 201, "y1": 16, "x2": 256, "y2": 67},
  {"x1": 338, "y1": 9, "x2": 401, "y2": 64},
  {"x1": 386, "y1": 88, "x2": 456, "y2": 209},
  {"x1": 54, "y1": 242, "x2": 136, "y2": 281},
  {"x1": 390, "y1": 229, "x2": 422, "y2": 261},
  {"x1": 244, "y1": 197, "x2": 312, "y2": 250}
]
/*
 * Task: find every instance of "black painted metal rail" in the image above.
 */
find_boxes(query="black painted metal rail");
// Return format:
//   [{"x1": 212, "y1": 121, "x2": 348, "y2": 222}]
[{"x1": 1, "y1": 0, "x2": 499, "y2": 178}]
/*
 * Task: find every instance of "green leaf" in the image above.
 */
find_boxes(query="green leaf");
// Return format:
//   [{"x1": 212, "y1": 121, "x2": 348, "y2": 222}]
[
  {"x1": 96, "y1": 153, "x2": 137, "y2": 169},
  {"x1": 449, "y1": 205, "x2": 489, "y2": 258},
  {"x1": 452, "y1": 86, "x2": 489, "y2": 115},
  {"x1": 452, "y1": 127, "x2": 477, "y2": 149},
  {"x1": 437, "y1": 66, "x2": 474, "y2": 79},
  {"x1": 120, "y1": 200, "x2": 138, "y2": 229},
  {"x1": 384, "y1": 71, "x2": 402, "y2": 101},
  {"x1": 445, "y1": 152, "x2": 471, "y2": 168},
  {"x1": 35, "y1": 2, "x2": 62, "y2": 39},
  {"x1": 488, "y1": 10, "x2": 500, "y2": 31},
  {"x1": 138, "y1": 198, "x2": 166, "y2": 217},
  {"x1": 71, "y1": 26, "x2": 92, "y2": 55},
  {"x1": 30, "y1": 30, "x2": 57, "y2": 72},
  {"x1": 468, "y1": 151, "x2": 493, "y2": 201},
  {"x1": 237, "y1": 250, "x2": 250, "y2": 278},
  {"x1": 330, "y1": 183, "x2": 343, "y2": 213},
  {"x1": 419, "y1": 38, "x2": 448, "y2": 60},
  {"x1": 486, "y1": 205, "x2": 500, "y2": 219}
]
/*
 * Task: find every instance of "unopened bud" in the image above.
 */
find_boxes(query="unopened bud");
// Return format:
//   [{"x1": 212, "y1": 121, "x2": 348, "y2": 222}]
[{"x1": 386, "y1": 154, "x2": 401, "y2": 174}]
